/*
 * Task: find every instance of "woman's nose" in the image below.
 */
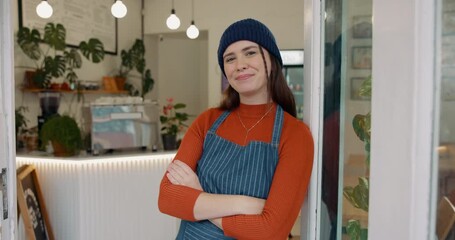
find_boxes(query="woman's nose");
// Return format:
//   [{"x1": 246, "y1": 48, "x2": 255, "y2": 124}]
[{"x1": 236, "y1": 58, "x2": 248, "y2": 71}]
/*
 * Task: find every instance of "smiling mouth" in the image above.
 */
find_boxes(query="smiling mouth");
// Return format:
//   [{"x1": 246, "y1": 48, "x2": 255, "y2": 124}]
[{"x1": 236, "y1": 74, "x2": 253, "y2": 81}]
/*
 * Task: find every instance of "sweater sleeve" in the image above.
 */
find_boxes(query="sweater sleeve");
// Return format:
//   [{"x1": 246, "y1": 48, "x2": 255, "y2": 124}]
[
  {"x1": 222, "y1": 120, "x2": 314, "y2": 240},
  {"x1": 158, "y1": 109, "x2": 218, "y2": 221}
]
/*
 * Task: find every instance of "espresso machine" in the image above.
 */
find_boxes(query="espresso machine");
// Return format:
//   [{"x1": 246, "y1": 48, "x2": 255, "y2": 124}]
[{"x1": 37, "y1": 92, "x2": 61, "y2": 145}]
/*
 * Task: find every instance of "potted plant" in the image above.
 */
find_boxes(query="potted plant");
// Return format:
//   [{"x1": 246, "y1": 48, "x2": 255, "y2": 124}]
[
  {"x1": 159, "y1": 98, "x2": 189, "y2": 150},
  {"x1": 16, "y1": 22, "x2": 105, "y2": 89},
  {"x1": 115, "y1": 39, "x2": 154, "y2": 98},
  {"x1": 343, "y1": 75, "x2": 371, "y2": 240},
  {"x1": 40, "y1": 115, "x2": 83, "y2": 157}
]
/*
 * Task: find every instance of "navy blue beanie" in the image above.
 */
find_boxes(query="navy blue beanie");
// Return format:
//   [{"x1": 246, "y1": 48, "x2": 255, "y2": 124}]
[{"x1": 217, "y1": 18, "x2": 283, "y2": 76}]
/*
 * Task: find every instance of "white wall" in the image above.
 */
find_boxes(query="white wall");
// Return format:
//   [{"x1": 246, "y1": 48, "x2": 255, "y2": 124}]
[{"x1": 156, "y1": 33, "x2": 208, "y2": 124}]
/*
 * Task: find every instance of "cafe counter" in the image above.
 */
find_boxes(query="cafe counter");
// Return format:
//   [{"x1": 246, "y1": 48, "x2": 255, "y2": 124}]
[{"x1": 16, "y1": 151, "x2": 179, "y2": 240}]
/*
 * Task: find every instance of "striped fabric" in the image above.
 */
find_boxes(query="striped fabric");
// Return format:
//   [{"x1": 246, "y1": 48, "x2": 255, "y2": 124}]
[{"x1": 176, "y1": 106, "x2": 284, "y2": 239}]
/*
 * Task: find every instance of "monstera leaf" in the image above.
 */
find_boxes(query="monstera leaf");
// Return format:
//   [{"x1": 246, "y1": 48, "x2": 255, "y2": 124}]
[
  {"x1": 79, "y1": 38, "x2": 104, "y2": 63},
  {"x1": 17, "y1": 28, "x2": 42, "y2": 61},
  {"x1": 64, "y1": 48, "x2": 82, "y2": 69},
  {"x1": 43, "y1": 23, "x2": 66, "y2": 51},
  {"x1": 44, "y1": 56, "x2": 66, "y2": 78}
]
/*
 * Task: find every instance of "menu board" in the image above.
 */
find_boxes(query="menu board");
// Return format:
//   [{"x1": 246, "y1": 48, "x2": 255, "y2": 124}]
[{"x1": 18, "y1": 0, "x2": 117, "y2": 54}]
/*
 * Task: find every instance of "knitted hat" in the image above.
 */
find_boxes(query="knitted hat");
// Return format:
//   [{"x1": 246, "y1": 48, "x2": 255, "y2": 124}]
[{"x1": 217, "y1": 18, "x2": 283, "y2": 76}]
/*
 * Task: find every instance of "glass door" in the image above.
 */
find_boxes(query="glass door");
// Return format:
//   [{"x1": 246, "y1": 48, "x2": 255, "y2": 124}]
[
  {"x1": 435, "y1": 0, "x2": 455, "y2": 238},
  {"x1": 320, "y1": 0, "x2": 372, "y2": 239}
]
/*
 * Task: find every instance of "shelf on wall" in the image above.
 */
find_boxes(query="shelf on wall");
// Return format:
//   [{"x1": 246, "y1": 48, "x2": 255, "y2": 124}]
[{"x1": 21, "y1": 88, "x2": 128, "y2": 94}]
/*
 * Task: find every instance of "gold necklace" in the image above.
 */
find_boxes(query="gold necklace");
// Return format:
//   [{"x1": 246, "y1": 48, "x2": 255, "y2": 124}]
[{"x1": 236, "y1": 104, "x2": 274, "y2": 144}]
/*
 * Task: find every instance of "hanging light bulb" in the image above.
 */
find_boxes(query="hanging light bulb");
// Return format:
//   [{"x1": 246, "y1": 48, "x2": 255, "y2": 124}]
[
  {"x1": 166, "y1": 0, "x2": 180, "y2": 30},
  {"x1": 186, "y1": 21, "x2": 199, "y2": 39},
  {"x1": 186, "y1": 0, "x2": 199, "y2": 39},
  {"x1": 36, "y1": 0, "x2": 53, "y2": 19},
  {"x1": 111, "y1": 0, "x2": 127, "y2": 18}
]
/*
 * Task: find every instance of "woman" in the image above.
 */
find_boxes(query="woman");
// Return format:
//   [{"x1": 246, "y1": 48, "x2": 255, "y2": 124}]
[{"x1": 158, "y1": 18, "x2": 314, "y2": 240}]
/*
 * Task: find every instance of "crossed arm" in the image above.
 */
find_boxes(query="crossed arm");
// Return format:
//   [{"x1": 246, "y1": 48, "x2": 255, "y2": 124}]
[{"x1": 166, "y1": 160, "x2": 266, "y2": 228}]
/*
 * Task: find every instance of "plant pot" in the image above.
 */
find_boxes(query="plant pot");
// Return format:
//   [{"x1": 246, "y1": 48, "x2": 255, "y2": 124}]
[
  {"x1": 23, "y1": 70, "x2": 38, "y2": 89},
  {"x1": 51, "y1": 141, "x2": 76, "y2": 157},
  {"x1": 162, "y1": 134, "x2": 177, "y2": 150},
  {"x1": 115, "y1": 77, "x2": 126, "y2": 90}
]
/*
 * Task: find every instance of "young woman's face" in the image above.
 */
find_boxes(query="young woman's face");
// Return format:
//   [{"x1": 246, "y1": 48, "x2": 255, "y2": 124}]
[{"x1": 222, "y1": 40, "x2": 272, "y2": 104}]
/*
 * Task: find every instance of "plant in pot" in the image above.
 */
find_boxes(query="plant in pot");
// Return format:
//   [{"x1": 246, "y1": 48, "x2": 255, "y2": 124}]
[
  {"x1": 159, "y1": 98, "x2": 189, "y2": 150},
  {"x1": 115, "y1": 39, "x2": 154, "y2": 98},
  {"x1": 39, "y1": 115, "x2": 83, "y2": 157},
  {"x1": 16, "y1": 22, "x2": 105, "y2": 89},
  {"x1": 343, "y1": 75, "x2": 371, "y2": 240}
]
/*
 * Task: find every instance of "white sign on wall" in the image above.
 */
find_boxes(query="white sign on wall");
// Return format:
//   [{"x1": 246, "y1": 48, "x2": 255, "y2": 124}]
[{"x1": 18, "y1": 0, "x2": 118, "y2": 54}]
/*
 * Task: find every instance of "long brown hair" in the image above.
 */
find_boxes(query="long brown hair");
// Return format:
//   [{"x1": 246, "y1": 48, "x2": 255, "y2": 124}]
[{"x1": 219, "y1": 48, "x2": 297, "y2": 117}]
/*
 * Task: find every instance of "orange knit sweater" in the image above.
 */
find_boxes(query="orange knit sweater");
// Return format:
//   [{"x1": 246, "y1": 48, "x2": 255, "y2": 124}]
[{"x1": 158, "y1": 103, "x2": 314, "y2": 240}]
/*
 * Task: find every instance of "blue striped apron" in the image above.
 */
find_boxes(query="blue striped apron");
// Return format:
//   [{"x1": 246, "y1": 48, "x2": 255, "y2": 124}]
[{"x1": 176, "y1": 106, "x2": 284, "y2": 240}]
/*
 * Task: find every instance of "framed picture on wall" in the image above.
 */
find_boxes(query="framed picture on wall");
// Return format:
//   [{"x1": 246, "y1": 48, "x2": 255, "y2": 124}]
[
  {"x1": 353, "y1": 15, "x2": 372, "y2": 39},
  {"x1": 350, "y1": 77, "x2": 371, "y2": 101},
  {"x1": 17, "y1": 164, "x2": 55, "y2": 240},
  {"x1": 352, "y1": 47, "x2": 372, "y2": 69}
]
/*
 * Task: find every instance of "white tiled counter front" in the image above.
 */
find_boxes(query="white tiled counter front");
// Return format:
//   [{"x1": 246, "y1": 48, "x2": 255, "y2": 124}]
[{"x1": 17, "y1": 152, "x2": 179, "y2": 240}]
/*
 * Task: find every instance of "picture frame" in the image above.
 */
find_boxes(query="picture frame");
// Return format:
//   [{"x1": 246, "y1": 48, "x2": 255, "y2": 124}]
[
  {"x1": 350, "y1": 77, "x2": 371, "y2": 101},
  {"x1": 352, "y1": 15, "x2": 372, "y2": 39},
  {"x1": 352, "y1": 47, "x2": 372, "y2": 69},
  {"x1": 443, "y1": 11, "x2": 455, "y2": 35},
  {"x1": 17, "y1": 165, "x2": 54, "y2": 240}
]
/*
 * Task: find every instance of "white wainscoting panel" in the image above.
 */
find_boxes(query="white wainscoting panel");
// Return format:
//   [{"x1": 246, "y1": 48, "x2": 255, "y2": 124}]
[{"x1": 17, "y1": 153, "x2": 179, "y2": 240}]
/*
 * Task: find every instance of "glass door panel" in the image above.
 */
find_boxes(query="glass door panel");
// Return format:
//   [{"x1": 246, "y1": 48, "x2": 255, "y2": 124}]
[
  {"x1": 436, "y1": 0, "x2": 455, "y2": 239},
  {"x1": 321, "y1": 0, "x2": 372, "y2": 239}
]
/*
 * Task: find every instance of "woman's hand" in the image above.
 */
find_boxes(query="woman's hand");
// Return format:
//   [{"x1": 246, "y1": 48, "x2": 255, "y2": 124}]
[{"x1": 166, "y1": 160, "x2": 203, "y2": 191}]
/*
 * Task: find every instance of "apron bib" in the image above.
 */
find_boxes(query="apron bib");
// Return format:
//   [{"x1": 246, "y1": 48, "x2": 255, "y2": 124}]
[{"x1": 176, "y1": 106, "x2": 284, "y2": 240}]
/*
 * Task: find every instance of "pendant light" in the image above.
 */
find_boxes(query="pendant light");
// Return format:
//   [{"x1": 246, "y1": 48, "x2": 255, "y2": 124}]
[
  {"x1": 186, "y1": 0, "x2": 199, "y2": 39},
  {"x1": 111, "y1": 0, "x2": 127, "y2": 18},
  {"x1": 36, "y1": 0, "x2": 53, "y2": 19},
  {"x1": 166, "y1": 0, "x2": 180, "y2": 30}
]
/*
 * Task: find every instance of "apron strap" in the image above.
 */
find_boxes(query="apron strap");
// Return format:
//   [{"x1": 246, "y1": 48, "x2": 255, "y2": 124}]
[
  {"x1": 208, "y1": 110, "x2": 230, "y2": 132},
  {"x1": 271, "y1": 105, "x2": 284, "y2": 146}
]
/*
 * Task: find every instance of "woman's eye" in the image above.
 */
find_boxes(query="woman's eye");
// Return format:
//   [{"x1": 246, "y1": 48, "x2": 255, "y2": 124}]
[
  {"x1": 245, "y1": 51, "x2": 257, "y2": 56},
  {"x1": 224, "y1": 57, "x2": 235, "y2": 63}
]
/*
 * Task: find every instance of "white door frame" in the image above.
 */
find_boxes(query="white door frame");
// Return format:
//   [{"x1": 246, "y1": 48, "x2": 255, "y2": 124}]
[
  {"x1": 302, "y1": 0, "x2": 437, "y2": 239},
  {"x1": 0, "y1": 0, "x2": 17, "y2": 239},
  {"x1": 369, "y1": 0, "x2": 436, "y2": 239},
  {"x1": 302, "y1": 0, "x2": 323, "y2": 239}
]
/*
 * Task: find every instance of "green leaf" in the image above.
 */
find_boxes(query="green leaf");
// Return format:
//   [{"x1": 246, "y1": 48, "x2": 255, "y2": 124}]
[
  {"x1": 17, "y1": 27, "x2": 42, "y2": 60},
  {"x1": 174, "y1": 103, "x2": 186, "y2": 109},
  {"x1": 44, "y1": 56, "x2": 66, "y2": 78},
  {"x1": 141, "y1": 69, "x2": 154, "y2": 98},
  {"x1": 346, "y1": 219, "x2": 361, "y2": 240},
  {"x1": 160, "y1": 116, "x2": 169, "y2": 124},
  {"x1": 343, "y1": 177, "x2": 369, "y2": 212},
  {"x1": 79, "y1": 38, "x2": 105, "y2": 63},
  {"x1": 359, "y1": 75, "x2": 372, "y2": 98},
  {"x1": 352, "y1": 114, "x2": 369, "y2": 142},
  {"x1": 43, "y1": 23, "x2": 66, "y2": 51},
  {"x1": 64, "y1": 48, "x2": 82, "y2": 69},
  {"x1": 136, "y1": 58, "x2": 146, "y2": 74},
  {"x1": 66, "y1": 70, "x2": 78, "y2": 84}
]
